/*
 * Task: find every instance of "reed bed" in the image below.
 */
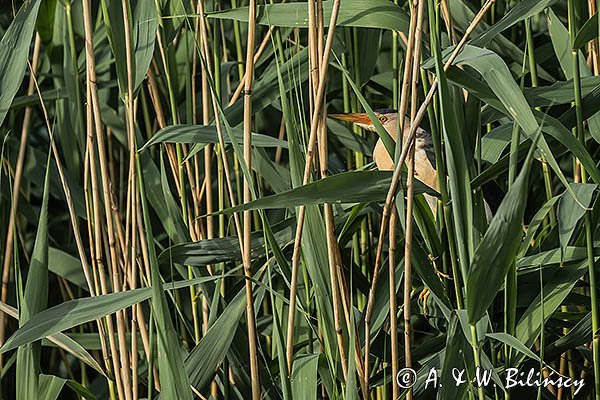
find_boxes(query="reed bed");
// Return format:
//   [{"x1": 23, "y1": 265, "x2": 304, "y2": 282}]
[{"x1": 0, "y1": 0, "x2": 599, "y2": 399}]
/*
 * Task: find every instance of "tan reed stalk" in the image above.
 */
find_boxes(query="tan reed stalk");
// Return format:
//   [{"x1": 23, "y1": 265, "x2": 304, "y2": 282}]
[
  {"x1": 388, "y1": 210, "x2": 399, "y2": 400},
  {"x1": 202, "y1": 13, "x2": 232, "y2": 386},
  {"x1": 119, "y1": 0, "x2": 139, "y2": 397},
  {"x1": 108, "y1": 129, "x2": 120, "y2": 213},
  {"x1": 316, "y1": 0, "x2": 324, "y2": 62},
  {"x1": 182, "y1": 150, "x2": 201, "y2": 228},
  {"x1": 440, "y1": 0, "x2": 457, "y2": 44},
  {"x1": 275, "y1": 118, "x2": 286, "y2": 163},
  {"x1": 335, "y1": 253, "x2": 367, "y2": 394},
  {"x1": 362, "y1": 0, "x2": 496, "y2": 385},
  {"x1": 130, "y1": 184, "x2": 140, "y2": 400},
  {"x1": 307, "y1": 0, "x2": 319, "y2": 103},
  {"x1": 85, "y1": 70, "x2": 126, "y2": 391},
  {"x1": 135, "y1": 200, "x2": 152, "y2": 287},
  {"x1": 0, "y1": 34, "x2": 42, "y2": 356},
  {"x1": 145, "y1": 67, "x2": 181, "y2": 185},
  {"x1": 314, "y1": 0, "x2": 350, "y2": 381},
  {"x1": 82, "y1": 0, "x2": 134, "y2": 397},
  {"x1": 153, "y1": 26, "x2": 199, "y2": 273},
  {"x1": 196, "y1": 0, "x2": 214, "y2": 328},
  {"x1": 192, "y1": 1, "x2": 270, "y2": 398},
  {"x1": 151, "y1": 57, "x2": 196, "y2": 210},
  {"x1": 29, "y1": 55, "x2": 120, "y2": 397},
  {"x1": 284, "y1": 0, "x2": 342, "y2": 375},
  {"x1": 403, "y1": 4, "x2": 426, "y2": 400},
  {"x1": 195, "y1": 0, "x2": 244, "y2": 255},
  {"x1": 32, "y1": 52, "x2": 98, "y2": 296},
  {"x1": 153, "y1": 16, "x2": 202, "y2": 250},
  {"x1": 183, "y1": 14, "x2": 209, "y2": 390},
  {"x1": 363, "y1": 0, "x2": 418, "y2": 391},
  {"x1": 242, "y1": 1, "x2": 261, "y2": 398},
  {"x1": 229, "y1": 25, "x2": 278, "y2": 106},
  {"x1": 135, "y1": 200, "x2": 161, "y2": 392},
  {"x1": 148, "y1": 59, "x2": 182, "y2": 190},
  {"x1": 82, "y1": 84, "x2": 115, "y2": 387},
  {"x1": 59, "y1": 276, "x2": 76, "y2": 302},
  {"x1": 32, "y1": 44, "x2": 119, "y2": 397},
  {"x1": 87, "y1": 87, "x2": 125, "y2": 400},
  {"x1": 191, "y1": 0, "x2": 202, "y2": 215},
  {"x1": 398, "y1": 0, "x2": 419, "y2": 139},
  {"x1": 330, "y1": 228, "x2": 367, "y2": 392}
]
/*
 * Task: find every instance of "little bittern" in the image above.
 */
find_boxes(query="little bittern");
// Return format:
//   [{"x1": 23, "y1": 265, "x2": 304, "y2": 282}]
[{"x1": 330, "y1": 109, "x2": 438, "y2": 212}]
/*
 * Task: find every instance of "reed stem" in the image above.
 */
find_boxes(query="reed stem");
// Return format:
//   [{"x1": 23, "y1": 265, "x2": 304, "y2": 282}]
[
  {"x1": 571, "y1": 1, "x2": 600, "y2": 396},
  {"x1": 242, "y1": 1, "x2": 261, "y2": 398}
]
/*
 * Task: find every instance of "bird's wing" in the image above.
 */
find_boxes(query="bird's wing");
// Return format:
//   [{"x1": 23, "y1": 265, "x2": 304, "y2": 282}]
[{"x1": 415, "y1": 127, "x2": 436, "y2": 169}]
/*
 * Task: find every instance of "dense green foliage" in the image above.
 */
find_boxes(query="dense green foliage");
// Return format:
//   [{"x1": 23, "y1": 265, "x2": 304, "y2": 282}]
[{"x1": 0, "y1": 0, "x2": 599, "y2": 399}]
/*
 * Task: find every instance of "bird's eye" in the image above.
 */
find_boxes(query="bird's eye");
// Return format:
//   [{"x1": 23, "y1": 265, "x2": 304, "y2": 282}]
[{"x1": 378, "y1": 115, "x2": 387, "y2": 123}]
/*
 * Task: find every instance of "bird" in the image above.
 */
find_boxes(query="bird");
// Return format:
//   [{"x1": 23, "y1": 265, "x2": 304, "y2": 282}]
[{"x1": 330, "y1": 109, "x2": 439, "y2": 213}]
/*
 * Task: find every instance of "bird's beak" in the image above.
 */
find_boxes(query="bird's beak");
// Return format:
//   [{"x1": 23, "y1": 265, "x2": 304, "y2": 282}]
[{"x1": 329, "y1": 112, "x2": 373, "y2": 126}]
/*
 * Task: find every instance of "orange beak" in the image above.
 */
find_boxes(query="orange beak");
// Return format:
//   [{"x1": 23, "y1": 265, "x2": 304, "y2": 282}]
[{"x1": 329, "y1": 113, "x2": 373, "y2": 125}]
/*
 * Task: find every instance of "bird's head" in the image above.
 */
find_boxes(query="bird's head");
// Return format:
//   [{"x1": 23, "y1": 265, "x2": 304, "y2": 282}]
[{"x1": 329, "y1": 109, "x2": 399, "y2": 136}]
